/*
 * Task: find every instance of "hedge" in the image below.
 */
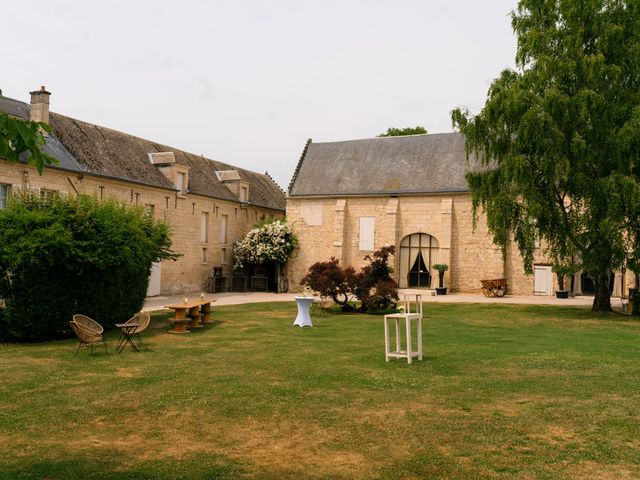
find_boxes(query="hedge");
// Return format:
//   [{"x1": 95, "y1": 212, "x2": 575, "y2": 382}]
[{"x1": 0, "y1": 194, "x2": 177, "y2": 342}]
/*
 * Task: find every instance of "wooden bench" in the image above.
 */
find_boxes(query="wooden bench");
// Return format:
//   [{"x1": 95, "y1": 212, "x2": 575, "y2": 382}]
[{"x1": 481, "y1": 279, "x2": 508, "y2": 297}]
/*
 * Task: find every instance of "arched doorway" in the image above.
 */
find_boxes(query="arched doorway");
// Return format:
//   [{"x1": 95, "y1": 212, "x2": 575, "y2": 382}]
[{"x1": 398, "y1": 233, "x2": 440, "y2": 288}]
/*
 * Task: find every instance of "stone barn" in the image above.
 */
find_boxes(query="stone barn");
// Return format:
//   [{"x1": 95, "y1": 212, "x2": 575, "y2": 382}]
[{"x1": 286, "y1": 133, "x2": 629, "y2": 297}]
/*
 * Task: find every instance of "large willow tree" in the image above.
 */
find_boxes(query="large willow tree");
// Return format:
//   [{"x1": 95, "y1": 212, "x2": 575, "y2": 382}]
[{"x1": 452, "y1": 0, "x2": 640, "y2": 311}]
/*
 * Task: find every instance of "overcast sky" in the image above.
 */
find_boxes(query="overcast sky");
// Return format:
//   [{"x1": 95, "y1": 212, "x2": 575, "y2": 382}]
[{"x1": 2, "y1": 0, "x2": 518, "y2": 189}]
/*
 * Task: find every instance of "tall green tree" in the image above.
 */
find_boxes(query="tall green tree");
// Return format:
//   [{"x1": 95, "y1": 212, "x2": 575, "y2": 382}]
[
  {"x1": 378, "y1": 126, "x2": 427, "y2": 137},
  {"x1": 0, "y1": 89, "x2": 57, "y2": 174},
  {"x1": 452, "y1": 0, "x2": 640, "y2": 312}
]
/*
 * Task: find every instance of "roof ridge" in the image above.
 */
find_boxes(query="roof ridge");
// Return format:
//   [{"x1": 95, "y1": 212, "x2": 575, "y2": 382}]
[
  {"x1": 264, "y1": 171, "x2": 285, "y2": 195},
  {"x1": 288, "y1": 138, "x2": 312, "y2": 194},
  {"x1": 311, "y1": 132, "x2": 460, "y2": 145}
]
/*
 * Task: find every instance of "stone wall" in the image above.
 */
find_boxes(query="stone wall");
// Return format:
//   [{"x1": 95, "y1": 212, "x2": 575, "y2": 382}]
[
  {"x1": 0, "y1": 161, "x2": 283, "y2": 295},
  {"x1": 287, "y1": 193, "x2": 533, "y2": 294},
  {"x1": 287, "y1": 193, "x2": 636, "y2": 298}
]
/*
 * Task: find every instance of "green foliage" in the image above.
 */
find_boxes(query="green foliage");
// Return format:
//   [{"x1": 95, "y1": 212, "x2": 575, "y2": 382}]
[
  {"x1": 553, "y1": 263, "x2": 578, "y2": 291},
  {"x1": 432, "y1": 263, "x2": 449, "y2": 288},
  {"x1": 0, "y1": 89, "x2": 58, "y2": 174},
  {"x1": 451, "y1": 0, "x2": 640, "y2": 311},
  {"x1": 0, "y1": 195, "x2": 177, "y2": 341},
  {"x1": 378, "y1": 126, "x2": 428, "y2": 137}
]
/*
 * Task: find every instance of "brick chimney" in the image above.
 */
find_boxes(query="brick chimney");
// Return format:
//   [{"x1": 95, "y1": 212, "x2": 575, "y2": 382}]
[{"x1": 29, "y1": 86, "x2": 51, "y2": 133}]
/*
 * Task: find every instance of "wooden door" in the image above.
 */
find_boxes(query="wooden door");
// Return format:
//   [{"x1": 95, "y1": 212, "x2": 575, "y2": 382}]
[{"x1": 534, "y1": 265, "x2": 553, "y2": 296}]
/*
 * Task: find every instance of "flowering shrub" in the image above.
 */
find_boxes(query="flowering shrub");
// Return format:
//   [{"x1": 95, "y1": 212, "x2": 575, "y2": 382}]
[{"x1": 233, "y1": 219, "x2": 298, "y2": 269}]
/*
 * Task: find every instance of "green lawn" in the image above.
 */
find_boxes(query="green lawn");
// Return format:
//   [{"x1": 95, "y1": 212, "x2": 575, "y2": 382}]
[{"x1": 0, "y1": 303, "x2": 638, "y2": 479}]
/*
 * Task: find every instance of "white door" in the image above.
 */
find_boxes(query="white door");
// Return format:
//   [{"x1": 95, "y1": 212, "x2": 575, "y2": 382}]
[
  {"x1": 147, "y1": 262, "x2": 161, "y2": 297},
  {"x1": 534, "y1": 265, "x2": 553, "y2": 296}
]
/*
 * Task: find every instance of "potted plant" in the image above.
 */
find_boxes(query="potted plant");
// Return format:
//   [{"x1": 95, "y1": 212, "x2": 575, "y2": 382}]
[
  {"x1": 432, "y1": 264, "x2": 449, "y2": 295},
  {"x1": 552, "y1": 264, "x2": 575, "y2": 299}
]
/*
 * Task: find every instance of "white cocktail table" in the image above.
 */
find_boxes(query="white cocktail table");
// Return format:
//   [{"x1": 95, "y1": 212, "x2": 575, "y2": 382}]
[{"x1": 293, "y1": 296, "x2": 315, "y2": 327}]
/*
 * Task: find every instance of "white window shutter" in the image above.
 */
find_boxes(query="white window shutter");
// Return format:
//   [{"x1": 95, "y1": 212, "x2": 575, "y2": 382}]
[{"x1": 359, "y1": 217, "x2": 375, "y2": 251}]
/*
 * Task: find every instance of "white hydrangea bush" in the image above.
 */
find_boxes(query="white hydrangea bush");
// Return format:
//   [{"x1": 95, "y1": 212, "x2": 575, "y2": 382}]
[{"x1": 233, "y1": 219, "x2": 298, "y2": 270}]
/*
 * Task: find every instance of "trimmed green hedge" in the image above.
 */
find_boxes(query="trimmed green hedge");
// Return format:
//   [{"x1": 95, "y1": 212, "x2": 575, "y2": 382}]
[{"x1": 0, "y1": 195, "x2": 177, "y2": 342}]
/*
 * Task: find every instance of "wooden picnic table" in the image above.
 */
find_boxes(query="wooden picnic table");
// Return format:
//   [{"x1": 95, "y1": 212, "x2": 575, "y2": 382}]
[{"x1": 165, "y1": 299, "x2": 216, "y2": 334}]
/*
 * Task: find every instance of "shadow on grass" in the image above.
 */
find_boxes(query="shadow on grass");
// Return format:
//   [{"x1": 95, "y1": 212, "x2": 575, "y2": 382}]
[{"x1": 0, "y1": 456, "x2": 242, "y2": 480}]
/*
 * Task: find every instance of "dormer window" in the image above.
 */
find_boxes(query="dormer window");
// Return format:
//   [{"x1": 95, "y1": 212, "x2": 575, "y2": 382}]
[
  {"x1": 215, "y1": 170, "x2": 241, "y2": 182},
  {"x1": 149, "y1": 151, "x2": 189, "y2": 196},
  {"x1": 176, "y1": 172, "x2": 186, "y2": 194},
  {"x1": 215, "y1": 170, "x2": 249, "y2": 203}
]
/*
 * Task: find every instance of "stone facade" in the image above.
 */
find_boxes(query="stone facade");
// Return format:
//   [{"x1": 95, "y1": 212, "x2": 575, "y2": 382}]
[
  {"x1": 287, "y1": 193, "x2": 634, "y2": 296},
  {"x1": 0, "y1": 88, "x2": 285, "y2": 296},
  {"x1": 288, "y1": 193, "x2": 510, "y2": 293},
  {"x1": 286, "y1": 132, "x2": 635, "y2": 298},
  {"x1": 0, "y1": 161, "x2": 282, "y2": 295}
]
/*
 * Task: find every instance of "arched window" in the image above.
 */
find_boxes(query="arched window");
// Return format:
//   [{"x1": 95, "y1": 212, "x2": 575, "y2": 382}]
[{"x1": 398, "y1": 233, "x2": 440, "y2": 288}]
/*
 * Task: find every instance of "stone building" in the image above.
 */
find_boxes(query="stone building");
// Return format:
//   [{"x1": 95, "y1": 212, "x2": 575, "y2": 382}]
[
  {"x1": 0, "y1": 88, "x2": 285, "y2": 295},
  {"x1": 286, "y1": 133, "x2": 629, "y2": 297}
]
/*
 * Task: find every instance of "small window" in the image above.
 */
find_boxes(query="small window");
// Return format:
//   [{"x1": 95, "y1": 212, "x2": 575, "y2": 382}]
[
  {"x1": 201, "y1": 247, "x2": 208, "y2": 264},
  {"x1": 0, "y1": 184, "x2": 10, "y2": 209},
  {"x1": 144, "y1": 204, "x2": 155, "y2": 217},
  {"x1": 200, "y1": 212, "x2": 209, "y2": 243},
  {"x1": 221, "y1": 247, "x2": 227, "y2": 264},
  {"x1": 40, "y1": 189, "x2": 58, "y2": 201},
  {"x1": 240, "y1": 186, "x2": 248, "y2": 203},
  {"x1": 359, "y1": 217, "x2": 375, "y2": 251},
  {"x1": 176, "y1": 172, "x2": 186, "y2": 193},
  {"x1": 220, "y1": 215, "x2": 228, "y2": 244}
]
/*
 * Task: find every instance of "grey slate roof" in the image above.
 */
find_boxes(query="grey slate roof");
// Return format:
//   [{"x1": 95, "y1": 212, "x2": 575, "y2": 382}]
[
  {"x1": 288, "y1": 133, "x2": 475, "y2": 197},
  {"x1": 0, "y1": 96, "x2": 86, "y2": 173},
  {"x1": 0, "y1": 96, "x2": 285, "y2": 211}
]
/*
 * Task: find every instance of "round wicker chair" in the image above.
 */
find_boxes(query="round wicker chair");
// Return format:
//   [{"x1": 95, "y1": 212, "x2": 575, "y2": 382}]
[
  {"x1": 123, "y1": 312, "x2": 150, "y2": 346},
  {"x1": 70, "y1": 314, "x2": 108, "y2": 356}
]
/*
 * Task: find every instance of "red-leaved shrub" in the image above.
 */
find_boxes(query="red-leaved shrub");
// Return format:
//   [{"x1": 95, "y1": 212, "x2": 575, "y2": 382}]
[{"x1": 301, "y1": 246, "x2": 398, "y2": 313}]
